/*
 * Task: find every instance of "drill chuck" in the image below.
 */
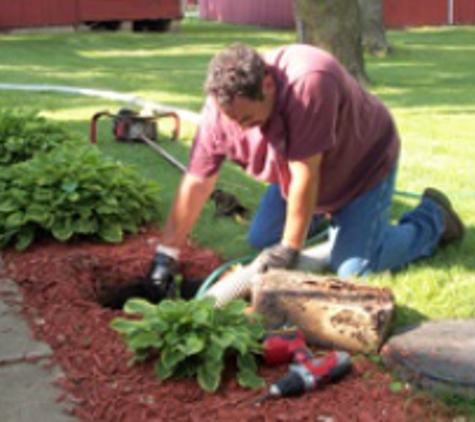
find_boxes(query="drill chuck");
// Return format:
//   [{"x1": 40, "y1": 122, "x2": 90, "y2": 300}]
[{"x1": 269, "y1": 369, "x2": 314, "y2": 397}]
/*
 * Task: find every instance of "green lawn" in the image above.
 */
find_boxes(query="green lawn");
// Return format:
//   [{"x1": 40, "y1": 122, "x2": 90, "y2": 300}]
[{"x1": 0, "y1": 20, "x2": 474, "y2": 331}]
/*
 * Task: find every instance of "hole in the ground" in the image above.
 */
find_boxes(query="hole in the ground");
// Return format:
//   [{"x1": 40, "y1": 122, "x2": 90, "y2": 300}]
[
  {"x1": 66, "y1": 254, "x2": 208, "y2": 310},
  {"x1": 96, "y1": 277, "x2": 205, "y2": 310}
]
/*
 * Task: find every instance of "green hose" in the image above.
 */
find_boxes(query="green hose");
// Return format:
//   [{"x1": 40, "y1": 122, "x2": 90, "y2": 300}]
[
  {"x1": 194, "y1": 254, "x2": 255, "y2": 299},
  {"x1": 394, "y1": 189, "x2": 475, "y2": 200}
]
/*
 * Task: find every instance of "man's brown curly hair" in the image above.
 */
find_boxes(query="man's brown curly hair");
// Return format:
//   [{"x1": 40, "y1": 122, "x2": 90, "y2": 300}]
[{"x1": 204, "y1": 43, "x2": 267, "y2": 106}]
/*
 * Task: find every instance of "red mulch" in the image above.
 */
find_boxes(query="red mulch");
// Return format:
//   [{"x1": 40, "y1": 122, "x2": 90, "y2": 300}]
[{"x1": 1, "y1": 226, "x2": 452, "y2": 421}]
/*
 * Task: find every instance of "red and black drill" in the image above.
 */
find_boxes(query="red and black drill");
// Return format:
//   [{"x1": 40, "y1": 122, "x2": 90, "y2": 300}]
[{"x1": 256, "y1": 328, "x2": 352, "y2": 404}]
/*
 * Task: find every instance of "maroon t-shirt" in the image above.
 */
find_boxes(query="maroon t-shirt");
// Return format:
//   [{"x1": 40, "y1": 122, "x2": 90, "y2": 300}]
[{"x1": 188, "y1": 44, "x2": 400, "y2": 213}]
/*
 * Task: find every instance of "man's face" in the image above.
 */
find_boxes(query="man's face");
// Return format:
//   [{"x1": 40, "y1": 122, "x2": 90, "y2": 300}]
[{"x1": 217, "y1": 74, "x2": 275, "y2": 130}]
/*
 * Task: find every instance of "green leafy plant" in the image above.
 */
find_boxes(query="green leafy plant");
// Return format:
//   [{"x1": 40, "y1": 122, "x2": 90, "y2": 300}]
[
  {"x1": 111, "y1": 297, "x2": 266, "y2": 392},
  {"x1": 0, "y1": 109, "x2": 79, "y2": 166},
  {"x1": 0, "y1": 144, "x2": 161, "y2": 250}
]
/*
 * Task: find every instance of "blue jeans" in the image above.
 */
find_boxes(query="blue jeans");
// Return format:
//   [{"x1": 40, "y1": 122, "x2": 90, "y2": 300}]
[{"x1": 248, "y1": 169, "x2": 445, "y2": 278}]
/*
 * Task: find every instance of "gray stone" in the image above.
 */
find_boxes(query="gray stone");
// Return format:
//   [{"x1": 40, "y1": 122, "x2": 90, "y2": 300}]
[
  {"x1": 0, "y1": 260, "x2": 76, "y2": 421},
  {"x1": 0, "y1": 363, "x2": 74, "y2": 422},
  {"x1": 381, "y1": 319, "x2": 475, "y2": 398},
  {"x1": 0, "y1": 279, "x2": 51, "y2": 364}
]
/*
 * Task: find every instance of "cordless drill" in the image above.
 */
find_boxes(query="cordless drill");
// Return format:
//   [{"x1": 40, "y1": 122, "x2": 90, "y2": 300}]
[
  {"x1": 261, "y1": 351, "x2": 352, "y2": 401},
  {"x1": 258, "y1": 328, "x2": 352, "y2": 403}
]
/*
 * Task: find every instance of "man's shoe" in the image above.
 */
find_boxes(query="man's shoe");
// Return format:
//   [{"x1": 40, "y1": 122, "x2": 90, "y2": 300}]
[{"x1": 423, "y1": 188, "x2": 465, "y2": 245}]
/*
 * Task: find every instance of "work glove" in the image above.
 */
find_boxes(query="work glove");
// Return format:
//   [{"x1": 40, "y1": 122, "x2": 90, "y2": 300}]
[
  {"x1": 145, "y1": 250, "x2": 177, "y2": 300},
  {"x1": 255, "y1": 243, "x2": 300, "y2": 273}
]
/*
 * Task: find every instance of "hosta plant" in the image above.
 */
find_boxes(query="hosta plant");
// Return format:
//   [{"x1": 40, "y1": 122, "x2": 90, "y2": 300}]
[
  {"x1": 0, "y1": 109, "x2": 79, "y2": 166},
  {"x1": 111, "y1": 297, "x2": 266, "y2": 392},
  {"x1": 0, "y1": 143, "x2": 161, "y2": 250}
]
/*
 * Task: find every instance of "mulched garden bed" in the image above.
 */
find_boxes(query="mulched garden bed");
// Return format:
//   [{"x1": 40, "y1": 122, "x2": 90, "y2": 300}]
[{"x1": 0, "y1": 226, "x2": 452, "y2": 421}]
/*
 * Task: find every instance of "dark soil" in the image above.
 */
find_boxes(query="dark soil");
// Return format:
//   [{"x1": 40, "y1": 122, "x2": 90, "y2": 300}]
[{"x1": 1, "y1": 227, "x2": 452, "y2": 421}]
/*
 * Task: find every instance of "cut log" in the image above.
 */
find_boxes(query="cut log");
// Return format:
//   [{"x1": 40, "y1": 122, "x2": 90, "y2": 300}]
[{"x1": 251, "y1": 269, "x2": 396, "y2": 353}]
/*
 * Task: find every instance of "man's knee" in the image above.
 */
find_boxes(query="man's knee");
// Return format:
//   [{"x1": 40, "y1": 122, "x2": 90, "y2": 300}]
[
  {"x1": 332, "y1": 254, "x2": 399, "y2": 278},
  {"x1": 331, "y1": 257, "x2": 372, "y2": 279}
]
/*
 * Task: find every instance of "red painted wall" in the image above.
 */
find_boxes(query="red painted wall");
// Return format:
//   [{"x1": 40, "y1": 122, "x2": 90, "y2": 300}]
[
  {"x1": 200, "y1": 0, "x2": 294, "y2": 27},
  {"x1": 199, "y1": 0, "x2": 475, "y2": 28},
  {"x1": 384, "y1": 0, "x2": 448, "y2": 28},
  {"x1": 2, "y1": 0, "x2": 475, "y2": 31},
  {"x1": 0, "y1": 0, "x2": 76, "y2": 28},
  {"x1": 0, "y1": 0, "x2": 182, "y2": 30},
  {"x1": 454, "y1": 0, "x2": 475, "y2": 24},
  {"x1": 78, "y1": 0, "x2": 181, "y2": 22}
]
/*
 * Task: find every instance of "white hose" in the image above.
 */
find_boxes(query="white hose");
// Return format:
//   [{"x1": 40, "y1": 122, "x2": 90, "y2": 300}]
[
  {"x1": 204, "y1": 242, "x2": 331, "y2": 307},
  {"x1": 203, "y1": 259, "x2": 264, "y2": 307},
  {"x1": 0, "y1": 83, "x2": 201, "y2": 125}
]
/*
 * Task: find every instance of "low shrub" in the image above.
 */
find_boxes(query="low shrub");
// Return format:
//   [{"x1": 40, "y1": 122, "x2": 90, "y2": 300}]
[
  {"x1": 111, "y1": 297, "x2": 265, "y2": 393},
  {"x1": 0, "y1": 109, "x2": 79, "y2": 166},
  {"x1": 0, "y1": 144, "x2": 161, "y2": 250}
]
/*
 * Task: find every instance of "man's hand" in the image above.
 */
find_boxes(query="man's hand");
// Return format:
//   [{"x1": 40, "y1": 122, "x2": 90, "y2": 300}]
[
  {"x1": 255, "y1": 243, "x2": 300, "y2": 273},
  {"x1": 145, "y1": 251, "x2": 177, "y2": 299}
]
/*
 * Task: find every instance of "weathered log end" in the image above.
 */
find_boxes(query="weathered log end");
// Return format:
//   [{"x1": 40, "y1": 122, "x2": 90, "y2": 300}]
[{"x1": 251, "y1": 269, "x2": 396, "y2": 353}]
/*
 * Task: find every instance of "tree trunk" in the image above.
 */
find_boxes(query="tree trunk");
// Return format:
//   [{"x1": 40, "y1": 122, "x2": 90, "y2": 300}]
[
  {"x1": 293, "y1": 0, "x2": 368, "y2": 83},
  {"x1": 251, "y1": 269, "x2": 396, "y2": 353},
  {"x1": 358, "y1": 0, "x2": 390, "y2": 56}
]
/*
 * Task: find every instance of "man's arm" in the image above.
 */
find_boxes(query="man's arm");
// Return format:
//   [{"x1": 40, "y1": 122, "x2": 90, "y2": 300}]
[
  {"x1": 162, "y1": 172, "x2": 219, "y2": 249},
  {"x1": 282, "y1": 153, "x2": 322, "y2": 250},
  {"x1": 145, "y1": 172, "x2": 218, "y2": 295},
  {"x1": 252, "y1": 153, "x2": 322, "y2": 273}
]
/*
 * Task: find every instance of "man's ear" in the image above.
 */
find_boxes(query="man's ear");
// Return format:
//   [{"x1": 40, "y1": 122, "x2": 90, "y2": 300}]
[{"x1": 262, "y1": 73, "x2": 275, "y2": 96}]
